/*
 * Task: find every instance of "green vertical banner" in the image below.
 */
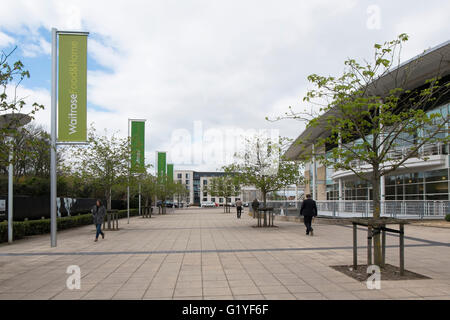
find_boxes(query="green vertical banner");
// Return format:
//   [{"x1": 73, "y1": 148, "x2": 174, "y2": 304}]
[
  {"x1": 157, "y1": 152, "x2": 166, "y2": 178},
  {"x1": 167, "y1": 164, "x2": 174, "y2": 183},
  {"x1": 58, "y1": 34, "x2": 88, "y2": 142},
  {"x1": 131, "y1": 121, "x2": 145, "y2": 173}
]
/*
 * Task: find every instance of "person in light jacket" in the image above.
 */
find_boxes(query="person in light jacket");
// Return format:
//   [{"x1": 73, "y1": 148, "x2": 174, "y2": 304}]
[
  {"x1": 235, "y1": 199, "x2": 243, "y2": 219},
  {"x1": 92, "y1": 199, "x2": 106, "y2": 242},
  {"x1": 300, "y1": 194, "x2": 317, "y2": 236}
]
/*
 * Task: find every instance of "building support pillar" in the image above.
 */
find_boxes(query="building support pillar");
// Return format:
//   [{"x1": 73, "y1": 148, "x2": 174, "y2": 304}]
[
  {"x1": 312, "y1": 144, "x2": 316, "y2": 200},
  {"x1": 338, "y1": 134, "x2": 343, "y2": 211},
  {"x1": 380, "y1": 175, "x2": 385, "y2": 216}
]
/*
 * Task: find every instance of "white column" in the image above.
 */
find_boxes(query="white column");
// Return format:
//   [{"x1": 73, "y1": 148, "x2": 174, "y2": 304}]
[
  {"x1": 338, "y1": 134, "x2": 343, "y2": 211},
  {"x1": 50, "y1": 27, "x2": 58, "y2": 247},
  {"x1": 312, "y1": 144, "x2": 316, "y2": 200},
  {"x1": 380, "y1": 175, "x2": 385, "y2": 216},
  {"x1": 139, "y1": 182, "x2": 141, "y2": 215},
  {"x1": 127, "y1": 119, "x2": 130, "y2": 223},
  {"x1": 7, "y1": 137, "x2": 13, "y2": 244},
  {"x1": 127, "y1": 185, "x2": 130, "y2": 224}
]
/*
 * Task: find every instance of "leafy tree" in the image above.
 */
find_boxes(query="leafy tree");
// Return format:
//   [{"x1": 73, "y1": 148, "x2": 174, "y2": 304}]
[
  {"x1": 205, "y1": 175, "x2": 240, "y2": 212},
  {"x1": 173, "y1": 180, "x2": 189, "y2": 207},
  {"x1": 4, "y1": 124, "x2": 65, "y2": 178},
  {"x1": 0, "y1": 124, "x2": 68, "y2": 197},
  {"x1": 224, "y1": 134, "x2": 302, "y2": 208},
  {"x1": 154, "y1": 174, "x2": 186, "y2": 213},
  {"x1": 0, "y1": 47, "x2": 44, "y2": 169},
  {"x1": 68, "y1": 126, "x2": 129, "y2": 210},
  {"x1": 274, "y1": 34, "x2": 450, "y2": 267},
  {"x1": 140, "y1": 173, "x2": 157, "y2": 207}
]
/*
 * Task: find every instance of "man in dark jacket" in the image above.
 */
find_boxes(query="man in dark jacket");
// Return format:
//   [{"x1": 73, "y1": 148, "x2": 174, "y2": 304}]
[
  {"x1": 300, "y1": 194, "x2": 317, "y2": 236},
  {"x1": 251, "y1": 199, "x2": 259, "y2": 219}
]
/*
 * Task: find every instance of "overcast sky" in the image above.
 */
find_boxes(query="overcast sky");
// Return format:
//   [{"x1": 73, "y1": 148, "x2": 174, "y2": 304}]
[{"x1": 0, "y1": 0, "x2": 449, "y2": 173}]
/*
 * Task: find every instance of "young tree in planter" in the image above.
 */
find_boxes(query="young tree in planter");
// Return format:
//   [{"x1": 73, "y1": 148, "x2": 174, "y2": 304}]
[
  {"x1": 224, "y1": 134, "x2": 301, "y2": 209},
  {"x1": 205, "y1": 175, "x2": 241, "y2": 212},
  {"x1": 173, "y1": 180, "x2": 189, "y2": 207},
  {"x1": 154, "y1": 174, "x2": 181, "y2": 213},
  {"x1": 274, "y1": 34, "x2": 450, "y2": 267},
  {"x1": 139, "y1": 172, "x2": 157, "y2": 208},
  {"x1": 116, "y1": 163, "x2": 154, "y2": 214},
  {"x1": 68, "y1": 126, "x2": 129, "y2": 210}
]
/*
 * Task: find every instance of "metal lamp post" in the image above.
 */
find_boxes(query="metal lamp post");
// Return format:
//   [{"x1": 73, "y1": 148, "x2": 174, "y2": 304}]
[{"x1": 0, "y1": 113, "x2": 32, "y2": 244}]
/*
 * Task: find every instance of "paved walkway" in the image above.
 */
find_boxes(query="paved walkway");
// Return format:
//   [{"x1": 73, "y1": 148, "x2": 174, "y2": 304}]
[{"x1": 0, "y1": 208, "x2": 449, "y2": 300}]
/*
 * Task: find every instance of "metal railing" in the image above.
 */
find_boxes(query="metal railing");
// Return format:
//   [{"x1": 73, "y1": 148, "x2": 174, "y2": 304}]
[
  {"x1": 344, "y1": 143, "x2": 448, "y2": 169},
  {"x1": 264, "y1": 200, "x2": 449, "y2": 219}
]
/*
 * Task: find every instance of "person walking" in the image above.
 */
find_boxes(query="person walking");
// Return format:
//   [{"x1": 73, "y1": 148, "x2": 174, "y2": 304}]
[
  {"x1": 251, "y1": 198, "x2": 259, "y2": 219},
  {"x1": 235, "y1": 199, "x2": 243, "y2": 219},
  {"x1": 300, "y1": 194, "x2": 317, "y2": 236},
  {"x1": 92, "y1": 199, "x2": 106, "y2": 242}
]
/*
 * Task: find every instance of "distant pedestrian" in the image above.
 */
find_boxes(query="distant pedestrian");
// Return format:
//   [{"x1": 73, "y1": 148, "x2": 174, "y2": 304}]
[
  {"x1": 300, "y1": 194, "x2": 317, "y2": 236},
  {"x1": 92, "y1": 199, "x2": 106, "y2": 242},
  {"x1": 236, "y1": 199, "x2": 243, "y2": 219},
  {"x1": 251, "y1": 198, "x2": 259, "y2": 218}
]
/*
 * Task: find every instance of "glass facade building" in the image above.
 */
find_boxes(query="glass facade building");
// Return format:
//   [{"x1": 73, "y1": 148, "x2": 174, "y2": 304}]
[{"x1": 324, "y1": 102, "x2": 450, "y2": 201}]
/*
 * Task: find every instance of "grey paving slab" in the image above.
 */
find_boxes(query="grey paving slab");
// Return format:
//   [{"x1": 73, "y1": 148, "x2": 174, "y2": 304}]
[{"x1": 0, "y1": 208, "x2": 449, "y2": 300}]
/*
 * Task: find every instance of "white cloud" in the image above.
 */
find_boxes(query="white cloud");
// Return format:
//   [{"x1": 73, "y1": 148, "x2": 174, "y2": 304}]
[
  {"x1": 0, "y1": 31, "x2": 15, "y2": 47},
  {"x1": 0, "y1": 0, "x2": 449, "y2": 171},
  {"x1": 21, "y1": 37, "x2": 51, "y2": 57}
]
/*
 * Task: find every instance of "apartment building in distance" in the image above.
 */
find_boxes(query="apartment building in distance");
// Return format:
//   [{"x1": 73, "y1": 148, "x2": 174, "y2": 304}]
[{"x1": 173, "y1": 170, "x2": 243, "y2": 206}]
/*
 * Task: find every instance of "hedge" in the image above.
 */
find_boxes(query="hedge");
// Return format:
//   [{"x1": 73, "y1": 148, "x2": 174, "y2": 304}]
[
  {"x1": 445, "y1": 214, "x2": 450, "y2": 222},
  {"x1": 0, "y1": 209, "x2": 140, "y2": 243}
]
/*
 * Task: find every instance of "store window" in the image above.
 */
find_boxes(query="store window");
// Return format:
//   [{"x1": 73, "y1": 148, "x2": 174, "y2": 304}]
[
  {"x1": 425, "y1": 169, "x2": 448, "y2": 182},
  {"x1": 426, "y1": 182, "x2": 448, "y2": 194}
]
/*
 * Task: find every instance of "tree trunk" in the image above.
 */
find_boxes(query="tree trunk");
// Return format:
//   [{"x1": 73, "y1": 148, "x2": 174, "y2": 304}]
[
  {"x1": 262, "y1": 191, "x2": 267, "y2": 227},
  {"x1": 107, "y1": 187, "x2": 112, "y2": 210},
  {"x1": 372, "y1": 166, "x2": 383, "y2": 267},
  {"x1": 262, "y1": 191, "x2": 267, "y2": 208},
  {"x1": 104, "y1": 189, "x2": 110, "y2": 210}
]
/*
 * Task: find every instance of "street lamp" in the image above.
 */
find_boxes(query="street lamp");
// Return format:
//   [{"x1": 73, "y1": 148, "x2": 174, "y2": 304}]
[{"x1": 0, "y1": 113, "x2": 32, "y2": 244}]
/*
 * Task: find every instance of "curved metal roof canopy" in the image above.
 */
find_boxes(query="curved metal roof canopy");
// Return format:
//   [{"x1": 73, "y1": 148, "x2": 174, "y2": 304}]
[{"x1": 284, "y1": 40, "x2": 450, "y2": 161}]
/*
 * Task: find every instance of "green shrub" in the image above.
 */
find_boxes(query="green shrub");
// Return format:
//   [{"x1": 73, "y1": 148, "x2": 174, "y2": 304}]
[
  {"x1": 445, "y1": 214, "x2": 450, "y2": 222},
  {"x1": 0, "y1": 208, "x2": 141, "y2": 243}
]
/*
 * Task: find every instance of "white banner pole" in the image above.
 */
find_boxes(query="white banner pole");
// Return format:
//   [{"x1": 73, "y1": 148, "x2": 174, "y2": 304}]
[
  {"x1": 50, "y1": 28, "x2": 58, "y2": 247},
  {"x1": 127, "y1": 119, "x2": 130, "y2": 224},
  {"x1": 7, "y1": 136, "x2": 13, "y2": 243}
]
